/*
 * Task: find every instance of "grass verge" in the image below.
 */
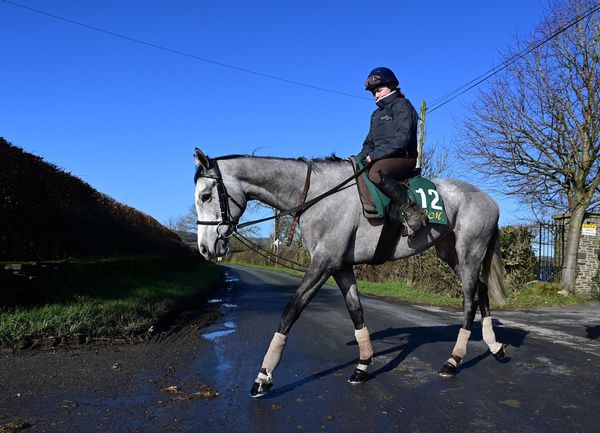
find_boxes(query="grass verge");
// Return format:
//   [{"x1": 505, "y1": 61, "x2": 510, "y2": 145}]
[
  {"x1": 0, "y1": 260, "x2": 221, "y2": 346},
  {"x1": 504, "y1": 281, "x2": 590, "y2": 309},
  {"x1": 225, "y1": 260, "x2": 593, "y2": 310},
  {"x1": 226, "y1": 260, "x2": 463, "y2": 308}
]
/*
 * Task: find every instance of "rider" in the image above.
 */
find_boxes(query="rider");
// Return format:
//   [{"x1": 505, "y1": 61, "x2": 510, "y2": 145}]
[{"x1": 358, "y1": 66, "x2": 426, "y2": 235}]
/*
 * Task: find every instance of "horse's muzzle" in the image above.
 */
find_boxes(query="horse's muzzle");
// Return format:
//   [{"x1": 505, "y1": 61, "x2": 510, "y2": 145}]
[{"x1": 199, "y1": 239, "x2": 228, "y2": 261}]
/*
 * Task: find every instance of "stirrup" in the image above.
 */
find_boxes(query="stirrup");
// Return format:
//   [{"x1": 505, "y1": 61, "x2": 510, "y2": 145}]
[{"x1": 402, "y1": 205, "x2": 427, "y2": 237}]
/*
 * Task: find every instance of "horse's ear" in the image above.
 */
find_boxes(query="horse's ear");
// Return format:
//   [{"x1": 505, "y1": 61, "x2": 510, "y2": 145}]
[{"x1": 194, "y1": 147, "x2": 210, "y2": 170}]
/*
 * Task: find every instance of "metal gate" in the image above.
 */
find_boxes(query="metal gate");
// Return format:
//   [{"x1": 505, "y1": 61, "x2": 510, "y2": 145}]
[{"x1": 532, "y1": 220, "x2": 566, "y2": 282}]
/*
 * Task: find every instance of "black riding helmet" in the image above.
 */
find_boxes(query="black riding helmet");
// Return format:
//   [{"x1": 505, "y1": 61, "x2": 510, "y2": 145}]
[{"x1": 365, "y1": 67, "x2": 399, "y2": 91}]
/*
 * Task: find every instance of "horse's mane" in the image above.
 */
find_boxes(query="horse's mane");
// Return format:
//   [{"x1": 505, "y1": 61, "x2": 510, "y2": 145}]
[
  {"x1": 213, "y1": 153, "x2": 344, "y2": 163},
  {"x1": 195, "y1": 153, "x2": 347, "y2": 183}
]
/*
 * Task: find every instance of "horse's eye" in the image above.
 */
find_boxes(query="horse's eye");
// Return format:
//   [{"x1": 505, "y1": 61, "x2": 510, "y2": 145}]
[{"x1": 201, "y1": 193, "x2": 211, "y2": 203}]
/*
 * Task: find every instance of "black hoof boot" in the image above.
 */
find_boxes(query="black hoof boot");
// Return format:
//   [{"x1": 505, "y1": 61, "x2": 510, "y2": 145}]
[
  {"x1": 250, "y1": 379, "x2": 273, "y2": 398},
  {"x1": 493, "y1": 343, "x2": 508, "y2": 361},
  {"x1": 348, "y1": 368, "x2": 369, "y2": 384},
  {"x1": 439, "y1": 362, "x2": 458, "y2": 377}
]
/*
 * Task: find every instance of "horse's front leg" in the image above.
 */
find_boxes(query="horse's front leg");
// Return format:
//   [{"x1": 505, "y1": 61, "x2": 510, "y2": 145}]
[
  {"x1": 250, "y1": 254, "x2": 333, "y2": 398},
  {"x1": 332, "y1": 266, "x2": 373, "y2": 384}
]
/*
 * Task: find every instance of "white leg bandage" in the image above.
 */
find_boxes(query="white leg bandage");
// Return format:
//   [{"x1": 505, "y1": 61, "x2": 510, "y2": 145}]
[
  {"x1": 260, "y1": 332, "x2": 287, "y2": 377},
  {"x1": 482, "y1": 316, "x2": 503, "y2": 354},
  {"x1": 447, "y1": 328, "x2": 471, "y2": 367},
  {"x1": 355, "y1": 327, "x2": 374, "y2": 372}
]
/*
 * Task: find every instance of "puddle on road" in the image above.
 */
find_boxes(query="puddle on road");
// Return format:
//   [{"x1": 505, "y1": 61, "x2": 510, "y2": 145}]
[
  {"x1": 201, "y1": 273, "x2": 239, "y2": 342},
  {"x1": 207, "y1": 298, "x2": 223, "y2": 304},
  {"x1": 202, "y1": 329, "x2": 236, "y2": 341}
]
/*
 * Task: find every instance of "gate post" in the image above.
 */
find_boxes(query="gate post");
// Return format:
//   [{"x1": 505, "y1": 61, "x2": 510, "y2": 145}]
[{"x1": 554, "y1": 212, "x2": 600, "y2": 294}]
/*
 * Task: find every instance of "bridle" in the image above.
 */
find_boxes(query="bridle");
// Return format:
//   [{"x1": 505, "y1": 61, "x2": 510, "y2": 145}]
[{"x1": 195, "y1": 159, "x2": 240, "y2": 241}]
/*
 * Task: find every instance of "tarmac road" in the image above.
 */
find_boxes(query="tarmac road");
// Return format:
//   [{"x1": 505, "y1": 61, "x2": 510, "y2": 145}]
[
  {"x1": 179, "y1": 265, "x2": 600, "y2": 433},
  {"x1": 1, "y1": 264, "x2": 599, "y2": 433}
]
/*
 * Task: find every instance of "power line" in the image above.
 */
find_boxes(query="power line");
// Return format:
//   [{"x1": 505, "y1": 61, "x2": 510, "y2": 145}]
[
  {"x1": 4, "y1": 0, "x2": 598, "y2": 113},
  {"x1": 426, "y1": 2, "x2": 600, "y2": 114},
  {"x1": 0, "y1": 0, "x2": 370, "y2": 101}
]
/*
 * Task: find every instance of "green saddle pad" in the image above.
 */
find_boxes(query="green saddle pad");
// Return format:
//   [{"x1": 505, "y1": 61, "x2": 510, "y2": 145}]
[{"x1": 356, "y1": 157, "x2": 448, "y2": 225}]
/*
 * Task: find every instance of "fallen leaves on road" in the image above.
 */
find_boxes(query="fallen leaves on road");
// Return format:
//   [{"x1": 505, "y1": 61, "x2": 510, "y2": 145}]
[
  {"x1": 500, "y1": 399, "x2": 522, "y2": 408},
  {"x1": 176, "y1": 385, "x2": 219, "y2": 400},
  {"x1": 160, "y1": 386, "x2": 181, "y2": 394},
  {"x1": 0, "y1": 422, "x2": 32, "y2": 433},
  {"x1": 160, "y1": 384, "x2": 219, "y2": 400}
]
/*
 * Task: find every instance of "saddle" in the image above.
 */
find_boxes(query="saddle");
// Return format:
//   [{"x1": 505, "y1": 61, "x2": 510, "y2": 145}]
[
  {"x1": 349, "y1": 156, "x2": 447, "y2": 264},
  {"x1": 349, "y1": 156, "x2": 422, "y2": 220}
]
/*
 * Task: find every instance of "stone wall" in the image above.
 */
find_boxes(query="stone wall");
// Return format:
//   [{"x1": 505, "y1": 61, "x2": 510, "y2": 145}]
[
  {"x1": 575, "y1": 213, "x2": 600, "y2": 293},
  {"x1": 555, "y1": 213, "x2": 600, "y2": 294}
]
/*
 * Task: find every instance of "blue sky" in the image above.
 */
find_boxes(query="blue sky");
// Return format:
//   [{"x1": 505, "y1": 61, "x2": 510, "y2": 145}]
[{"x1": 0, "y1": 0, "x2": 548, "y2": 232}]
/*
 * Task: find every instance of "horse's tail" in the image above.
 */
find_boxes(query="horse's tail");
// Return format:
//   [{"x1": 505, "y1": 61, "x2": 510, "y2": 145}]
[{"x1": 482, "y1": 226, "x2": 507, "y2": 305}]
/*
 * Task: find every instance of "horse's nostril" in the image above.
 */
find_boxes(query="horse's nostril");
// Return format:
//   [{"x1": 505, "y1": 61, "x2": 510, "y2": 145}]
[{"x1": 200, "y1": 245, "x2": 208, "y2": 255}]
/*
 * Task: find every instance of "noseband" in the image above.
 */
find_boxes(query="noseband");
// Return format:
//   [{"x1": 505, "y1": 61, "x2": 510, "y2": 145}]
[{"x1": 195, "y1": 160, "x2": 238, "y2": 240}]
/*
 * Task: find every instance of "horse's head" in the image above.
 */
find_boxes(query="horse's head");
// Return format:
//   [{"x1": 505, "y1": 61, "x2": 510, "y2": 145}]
[{"x1": 194, "y1": 148, "x2": 246, "y2": 260}]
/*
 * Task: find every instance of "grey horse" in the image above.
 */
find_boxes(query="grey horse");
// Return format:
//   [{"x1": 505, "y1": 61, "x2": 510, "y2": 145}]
[{"x1": 193, "y1": 148, "x2": 507, "y2": 398}]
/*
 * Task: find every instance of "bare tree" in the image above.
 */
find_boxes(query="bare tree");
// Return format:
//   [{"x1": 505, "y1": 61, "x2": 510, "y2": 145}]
[
  {"x1": 165, "y1": 201, "x2": 265, "y2": 240},
  {"x1": 165, "y1": 204, "x2": 197, "y2": 233},
  {"x1": 421, "y1": 145, "x2": 452, "y2": 179},
  {"x1": 461, "y1": 0, "x2": 599, "y2": 294}
]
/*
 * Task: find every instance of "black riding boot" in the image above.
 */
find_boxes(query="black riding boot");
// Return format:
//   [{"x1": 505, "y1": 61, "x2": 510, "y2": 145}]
[{"x1": 376, "y1": 170, "x2": 427, "y2": 237}]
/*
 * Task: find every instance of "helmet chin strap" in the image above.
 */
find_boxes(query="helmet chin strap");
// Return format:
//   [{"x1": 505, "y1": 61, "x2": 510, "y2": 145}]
[{"x1": 376, "y1": 89, "x2": 397, "y2": 102}]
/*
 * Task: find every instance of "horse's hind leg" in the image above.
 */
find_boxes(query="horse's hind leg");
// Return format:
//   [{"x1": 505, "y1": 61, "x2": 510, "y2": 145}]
[
  {"x1": 250, "y1": 252, "x2": 333, "y2": 398},
  {"x1": 333, "y1": 266, "x2": 373, "y2": 384},
  {"x1": 435, "y1": 234, "x2": 481, "y2": 377},
  {"x1": 477, "y1": 281, "x2": 507, "y2": 360},
  {"x1": 438, "y1": 267, "x2": 480, "y2": 377}
]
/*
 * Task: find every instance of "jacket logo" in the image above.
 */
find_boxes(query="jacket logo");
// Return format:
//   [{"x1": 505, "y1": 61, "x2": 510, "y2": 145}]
[{"x1": 380, "y1": 115, "x2": 392, "y2": 121}]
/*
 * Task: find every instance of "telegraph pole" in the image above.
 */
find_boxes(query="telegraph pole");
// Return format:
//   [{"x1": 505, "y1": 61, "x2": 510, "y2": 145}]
[{"x1": 417, "y1": 100, "x2": 426, "y2": 168}]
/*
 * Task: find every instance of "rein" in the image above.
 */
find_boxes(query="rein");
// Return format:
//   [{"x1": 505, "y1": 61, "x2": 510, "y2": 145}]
[
  {"x1": 235, "y1": 161, "x2": 369, "y2": 229},
  {"x1": 196, "y1": 158, "x2": 371, "y2": 232}
]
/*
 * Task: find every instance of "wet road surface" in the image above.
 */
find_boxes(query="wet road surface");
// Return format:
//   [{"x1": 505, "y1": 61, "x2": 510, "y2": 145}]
[
  {"x1": 2, "y1": 264, "x2": 600, "y2": 432},
  {"x1": 179, "y1": 265, "x2": 600, "y2": 433}
]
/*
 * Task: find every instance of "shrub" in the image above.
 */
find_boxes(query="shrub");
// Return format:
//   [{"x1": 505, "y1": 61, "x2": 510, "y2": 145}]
[
  {"x1": 499, "y1": 226, "x2": 538, "y2": 290},
  {"x1": 0, "y1": 137, "x2": 192, "y2": 261},
  {"x1": 355, "y1": 248, "x2": 462, "y2": 297}
]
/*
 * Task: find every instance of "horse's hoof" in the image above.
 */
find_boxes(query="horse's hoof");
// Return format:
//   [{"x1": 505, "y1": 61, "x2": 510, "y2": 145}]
[
  {"x1": 438, "y1": 362, "x2": 457, "y2": 377},
  {"x1": 348, "y1": 368, "x2": 369, "y2": 384},
  {"x1": 250, "y1": 380, "x2": 273, "y2": 398},
  {"x1": 493, "y1": 343, "x2": 508, "y2": 361}
]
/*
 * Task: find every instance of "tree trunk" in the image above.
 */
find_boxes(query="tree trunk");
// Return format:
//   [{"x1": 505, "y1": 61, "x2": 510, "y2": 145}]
[{"x1": 559, "y1": 205, "x2": 586, "y2": 294}]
